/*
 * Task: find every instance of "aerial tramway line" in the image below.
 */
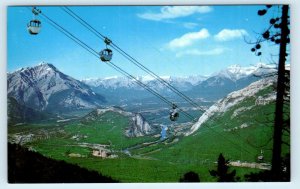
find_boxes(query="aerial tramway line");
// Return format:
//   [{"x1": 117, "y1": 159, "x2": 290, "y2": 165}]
[
  {"x1": 27, "y1": 7, "x2": 42, "y2": 35},
  {"x1": 62, "y1": 6, "x2": 205, "y2": 112},
  {"x1": 27, "y1": 6, "x2": 188, "y2": 122},
  {"x1": 100, "y1": 37, "x2": 113, "y2": 62},
  {"x1": 59, "y1": 6, "x2": 206, "y2": 121},
  {"x1": 26, "y1": 6, "x2": 260, "y2": 156}
]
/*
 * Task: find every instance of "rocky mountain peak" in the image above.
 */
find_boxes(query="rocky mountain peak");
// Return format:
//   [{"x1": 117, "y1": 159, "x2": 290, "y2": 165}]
[
  {"x1": 211, "y1": 63, "x2": 277, "y2": 81},
  {"x1": 36, "y1": 62, "x2": 57, "y2": 71},
  {"x1": 15, "y1": 62, "x2": 57, "y2": 75},
  {"x1": 8, "y1": 62, "x2": 105, "y2": 112},
  {"x1": 127, "y1": 113, "x2": 153, "y2": 137}
]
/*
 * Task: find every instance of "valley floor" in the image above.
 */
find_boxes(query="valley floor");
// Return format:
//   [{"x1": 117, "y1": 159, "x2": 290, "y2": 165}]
[
  {"x1": 7, "y1": 81, "x2": 290, "y2": 182},
  {"x1": 7, "y1": 119, "x2": 277, "y2": 182}
]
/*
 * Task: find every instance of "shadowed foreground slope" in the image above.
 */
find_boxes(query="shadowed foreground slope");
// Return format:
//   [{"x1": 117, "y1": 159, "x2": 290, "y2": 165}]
[{"x1": 8, "y1": 143, "x2": 118, "y2": 183}]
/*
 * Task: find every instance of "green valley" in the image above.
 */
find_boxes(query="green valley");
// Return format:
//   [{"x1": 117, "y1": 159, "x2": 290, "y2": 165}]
[{"x1": 8, "y1": 79, "x2": 289, "y2": 182}]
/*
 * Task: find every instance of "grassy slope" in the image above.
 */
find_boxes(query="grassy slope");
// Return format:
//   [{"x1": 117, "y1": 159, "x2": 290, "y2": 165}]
[
  {"x1": 8, "y1": 87, "x2": 290, "y2": 182},
  {"x1": 63, "y1": 97, "x2": 276, "y2": 182},
  {"x1": 143, "y1": 86, "x2": 289, "y2": 181}
]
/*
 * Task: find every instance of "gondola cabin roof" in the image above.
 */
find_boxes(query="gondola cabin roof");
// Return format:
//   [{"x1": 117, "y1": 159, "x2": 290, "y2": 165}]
[
  {"x1": 28, "y1": 19, "x2": 41, "y2": 26},
  {"x1": 100, "y1": 48, "x2": 112, "y2": 53}
]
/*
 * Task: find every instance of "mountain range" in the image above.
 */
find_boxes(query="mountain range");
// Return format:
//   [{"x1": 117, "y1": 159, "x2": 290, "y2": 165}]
[
  {"x1": 7, "y1": 62, "x2": 277, "y2": 120},
  {"x1": 7, "y1": 62, "x2": 106, "y2": 113},
  {"x1": 82, "y1": 63, "x2": 277, "y2": 102}
]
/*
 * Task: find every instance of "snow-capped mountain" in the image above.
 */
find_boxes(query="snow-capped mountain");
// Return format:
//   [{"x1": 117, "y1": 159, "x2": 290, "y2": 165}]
[
  {"x1": 83, "y1": 63, "x2": 275, "y2": 89},
  {"x1": 82, "y1": 75, "x2": 208, "y2": 103},
  {"x1": 7, "y1": 62, "x2": 106, "y2": 112},
  {"x1": 211, "y1": 63, "x2": 277, "y2": 81},
  {"x1": 83, "y1": 76, "x2": 135, "y2": 89},
  {"x1": 82, "y1": 75, "x2": 207, "y2": 91},
  {"x1": 185, "y1": 76, "x2": 277, "y2": 136},
  {"x1": 82, "y1": 63, "x2": 277, "y2": 103},
  {"x1": 187, "y1": 63, "x2": 277, "y2": 100}
]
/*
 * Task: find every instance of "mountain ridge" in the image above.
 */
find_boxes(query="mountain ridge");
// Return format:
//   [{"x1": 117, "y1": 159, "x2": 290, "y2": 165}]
[
  {"x1": 81, "y1": 63, "x2": 276, "y2": 88},
  {"x1": 8, "y1": 62, "x2": 106, "y2": 112},
  {"x1": 82, "y1": 107, "x2": 154, "y2": 137},
  {"x1": 81, "y1": 63, "x2": 277, "y2": 102},
  {"x1": 186, "y1": 76, "x2": 277, "y2": 136}
]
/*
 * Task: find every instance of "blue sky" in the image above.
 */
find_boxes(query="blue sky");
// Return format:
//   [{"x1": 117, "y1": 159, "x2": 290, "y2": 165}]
[{"x1": 7, "y1": 5, "x2": 281, "y2": 79}]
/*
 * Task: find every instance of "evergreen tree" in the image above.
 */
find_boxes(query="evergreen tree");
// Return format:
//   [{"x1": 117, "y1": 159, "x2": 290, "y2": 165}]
[
  {"x1": 249, "y1": 5, "x2": 290, "y2": 180},
  {"x1": 179, "y1": 171, "x2": 200, "y2": 182},
  {"x1": 209, "y1": 153, "x2": 237, "y2": 182}
]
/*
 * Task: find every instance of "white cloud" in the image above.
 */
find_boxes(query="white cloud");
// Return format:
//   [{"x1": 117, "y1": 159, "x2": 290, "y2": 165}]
[
  {"x1": 183, "y1": 22, "x2": 198, "y2": 29},
  {"x1": 176, "y1": 48, "x2": 226, "y2": 57},
  {"x1": 214, "y1": 29, "x2": 248, "y2": 41},
  {"x1": 138, "y1": 6, "x2": 212, "y2": 21},
  {"x1": 167, "y1": 28, "x2": 210, "y2": 50}
]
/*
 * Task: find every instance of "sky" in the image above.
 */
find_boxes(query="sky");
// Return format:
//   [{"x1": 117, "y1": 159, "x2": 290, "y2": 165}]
[{"x1": 7, "y1": 5, "x2": 282, "y2": 79}]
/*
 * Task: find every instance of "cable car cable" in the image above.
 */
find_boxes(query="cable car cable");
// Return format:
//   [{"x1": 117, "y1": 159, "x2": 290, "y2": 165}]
[
  {"x1": 37, "y1": 7, "x2": 197, "y2": 122},
  {"x1": 59, "y1": 8, "x2": 265, "y2": 148},
  {"x1": 42, "y1": 18, "x2": 99, "y2": 58},
  {"x1": 108, "y1": 61, "x2": 252, "y2": 154},
  {"x1": 110, "y1": 43, "x2": 205, "y2": 111},
  {"x1": 27, "y1": 7, "x2": 42, "y2": 35},
  {"x1": 61, "y1": 6, "x2": 206, "y2": 113},
  {"x1": 31, "y1": 7, "x2": 256, "y2": 156},
  {"x1": 60, "y1": 6, "x2": 201, "y2": 120},
  {"x1": 64, "y1": 6, "x2": 205, "y2": 112},
  {"x1": 108, "y1": 61, "x2": 197, "y2": 122},
  {"x1": 47, "y1": 7, "x2": 256, "y2": 155},
  {"x1": 39, "y1": 11, "x2": 100, "y2": 56},
  {"x1": 62, "y1": 6, "x2": 106, "y2": 40}
]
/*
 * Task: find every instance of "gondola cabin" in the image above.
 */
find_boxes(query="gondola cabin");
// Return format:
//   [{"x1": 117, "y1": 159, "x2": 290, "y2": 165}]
[
  {"x1": 27, "y1": 19, "x2": 41, "y2": 35},
  {"x1": 170, "y1": 112, "x2": 179, "y2": 121},
  {"x1": 100, "y1": 48, "x2": 113, "y2": 62}
]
